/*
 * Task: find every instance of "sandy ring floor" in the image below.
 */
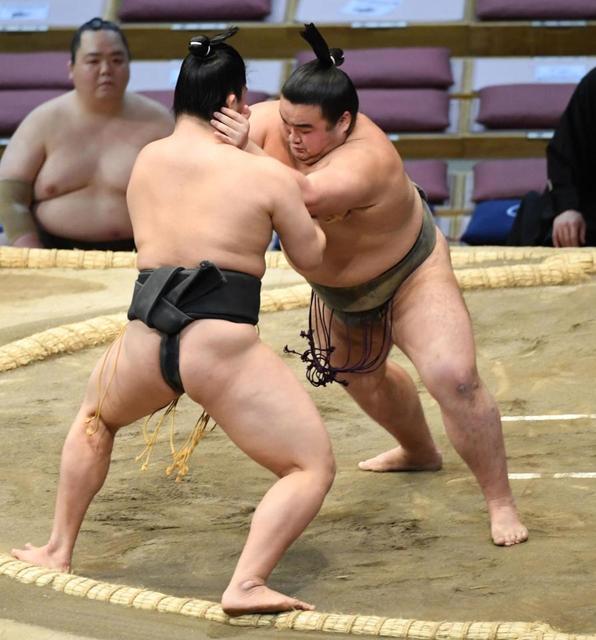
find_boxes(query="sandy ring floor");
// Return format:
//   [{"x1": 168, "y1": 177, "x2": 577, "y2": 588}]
[
  {"x1": 1, "y1": 265, "x2": 596, "y2": 639},
  {"x1": 0, "y1": 553, "x2": 581, "y2": 640}
]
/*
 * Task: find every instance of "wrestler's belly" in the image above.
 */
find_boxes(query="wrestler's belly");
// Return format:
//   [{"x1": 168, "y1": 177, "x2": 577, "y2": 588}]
[
  {"x1": 303, "y1": 213, "x2": 428, "y2": 288},
  {"x1": 34, "y1": 187, "x2": 133, "y2": 241}
]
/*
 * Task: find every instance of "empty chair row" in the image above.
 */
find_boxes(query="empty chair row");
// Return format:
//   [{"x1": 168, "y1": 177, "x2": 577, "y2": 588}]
[
  {"x1": 5, "y1": 49, "x2": 593, "y2": 94},
  {"x1": 457, "y1": 158, "x2": 548, "y2": 244},
  {"x1": 3, "y1": 50, "x2": 592, "y2": 136},
  {"x1": 2, "y1": 0, "x2": 596, "y2": 30},
  {"x1": 100, "y1": 0, "x2": 596, "y2": 24}
]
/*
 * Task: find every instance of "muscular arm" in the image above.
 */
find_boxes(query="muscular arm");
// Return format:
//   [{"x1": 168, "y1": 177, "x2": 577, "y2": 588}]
[
  {"x1": 0, "y1": 110, "x2": 47, "y2": 246},
  {"x1": 214, "y1": 102, "x2": 379, "y2": 220},
  {"x1": 298, "y1": 151, "x2": 379, "y2": 220},
  {"x1": 268, "y1": 163, "x2": 325, "y2": 273}
]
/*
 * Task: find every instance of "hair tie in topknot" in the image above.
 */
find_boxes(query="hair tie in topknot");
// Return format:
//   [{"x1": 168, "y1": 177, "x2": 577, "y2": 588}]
[
  {"x1": 301, "y1": 23, "x2": 345, "y2": 68},
  {"x1": 188, "y1": 26, "x2": 240, "y2": 59}
]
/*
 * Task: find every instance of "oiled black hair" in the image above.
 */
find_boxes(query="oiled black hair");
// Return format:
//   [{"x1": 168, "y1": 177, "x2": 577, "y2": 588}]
[
  {"x1": 282, "y1": 23, "x2": 358, "y2": 134},
  {"x1": 173, "y1": 27, "x2": 246, "y2": 121},
  {"x1": 70, "y1": 17, "x2": 130, "y2": 64}
]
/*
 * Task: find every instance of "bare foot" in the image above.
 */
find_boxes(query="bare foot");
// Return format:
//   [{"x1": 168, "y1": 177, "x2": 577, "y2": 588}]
[
  {"x1": 221, "y1": 579, "x2": 315, "y2": 617},
  {"x1": 488, "y1": 499, "x2": 529, "y2": 546},
  {"x1": 11, "y1": 543, "x2": 71, "y2": 572},
  {"x1": 358, "y1": 446, "x2": 443, "y2": 472}
]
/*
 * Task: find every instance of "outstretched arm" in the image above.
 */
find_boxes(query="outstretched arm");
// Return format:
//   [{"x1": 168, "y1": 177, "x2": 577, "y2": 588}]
[
  {"x1": 298, "y1": 151, "x2": 379, "y2": 221},
  {"x1": 212, "y1": 102, "x2": 379, "y2": 220},
  {"x1": 267, "y1": 163, "x2": 325, "y2": 273}
]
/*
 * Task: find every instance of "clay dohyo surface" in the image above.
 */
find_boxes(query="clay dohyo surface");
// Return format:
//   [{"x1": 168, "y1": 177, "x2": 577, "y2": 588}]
[{"x1": 1, "y1": 269, "x2": 595, "y2": 639}]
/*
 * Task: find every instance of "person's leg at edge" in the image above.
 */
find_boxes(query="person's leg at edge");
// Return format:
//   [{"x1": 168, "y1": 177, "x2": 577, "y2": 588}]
[
  {"x1": 11, "y1": 322, "x2": 179, "y2": 570},
  {"x1": 392, "y1": 231, "x2": 527, "y2": 546},
  {"x1": 179, "y1": 321, "x2": 335, "y2": 616},
  {"x1": 325, "y1": 313, "x2": 442, "y2": 472}
]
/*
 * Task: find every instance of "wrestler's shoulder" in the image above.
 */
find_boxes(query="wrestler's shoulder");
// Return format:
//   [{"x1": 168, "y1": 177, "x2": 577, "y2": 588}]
[
  {"x1": 250, "y1": 99, "x2": 279, "y2": 113},
  {"x1": 336, "y1": 114, "x2": 399, "y2": 162},
  {"x1": 249, "y1": 99, "x2": 280, "y2": 122},
  {"x1": 125, "y1": 92, "x2": 175, "y2": 123},
  {"x1": 13, "y1": 90, "x2": 75, "y2": 135},
  {"x1": 244, "y1": 152, "x2": 297, "y2": 191}
]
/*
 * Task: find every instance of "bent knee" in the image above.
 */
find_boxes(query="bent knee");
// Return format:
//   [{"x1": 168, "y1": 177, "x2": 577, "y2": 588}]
[
  {"x1": 318, "y1": 453, "x2": 336, "y2": 492},
  {"x1": 282, "y1": 451, "x2": 336, "y2": 494},
  {"x1": 79, "y1": 404, "x2": 123, "y2": 440},
  {"x1": 423, "y1": 362, "x2": 481, "y2": 404}
]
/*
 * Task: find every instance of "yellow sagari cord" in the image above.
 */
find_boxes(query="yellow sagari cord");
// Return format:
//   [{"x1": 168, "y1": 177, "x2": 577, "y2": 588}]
[
  {"x1": 85, "y1": 326, "x2": 126, "y2": 437},
  {"x1": 0, "y1": 179, "x2": 36, "y2": 243},
  {"x1": 137, "y1": 400, "x2": 214, "y2": 483},
  {"x1": 86, "y1": 324, "x2": 214, "y2": 482}
]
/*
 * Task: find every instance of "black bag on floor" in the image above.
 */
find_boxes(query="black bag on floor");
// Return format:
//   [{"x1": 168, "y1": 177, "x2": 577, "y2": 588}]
[{"x1": 506, "y1": 190, "x2": 554, "y2": 246}]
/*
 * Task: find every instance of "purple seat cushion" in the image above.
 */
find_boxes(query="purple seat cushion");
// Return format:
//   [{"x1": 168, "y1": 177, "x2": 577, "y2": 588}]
[
  {"x1": 358, "y1": 89, "x2": 450, "y2": 132},
  {"x1": 404, "y1": 160, "x2": 449, "y2": 204},
  {"x1": 140, "y1": 89, "x2": 270, "y2": 110},
  {"x1": 477, "y1": 83, "x2": 575, "y2": 129},
  {"x1": 476, "y1": 0, "x2": 596, "y2": 19},
  {"x1": 473, "y1": 159, "x2": 547, "y2": 201},
  {"x1": 0, "y1": 53, "x2": 72, "y2": 90},
  {"x1": 119, "y1": 0, "x2": 271, "y2": 21},
  {"x1": 0, "y1": 89, "x2": 66, "y2": 136},
  {"x1": 295, "y1": 48, "x2": 453, "y2": 89}
]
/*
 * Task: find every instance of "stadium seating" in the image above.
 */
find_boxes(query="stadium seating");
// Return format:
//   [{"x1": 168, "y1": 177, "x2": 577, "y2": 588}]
[
  {"x1": 476, "y1": 0, "x2": 596, "y2": 20},
  {"x1": 140, "y1": 89, "x2": 270, "y2": 111},
  {"x1": 295, "y1": 0, "x2": 466, "y2": 24},
  {"x1": 472, "y1": 158, "x2": 547, "y2": 201},
  {"x1": 0, "y1": 52, "x2": 72, "y2": 136},
  {"x1": 296, "y1": 47, "x2": 454, "y2": 89},
  {"x1": 476, "y1": 83, "x2": 575, "y2": 129},
  {"x1": 1, "y1": 0, "x2": 595, "y2": 241},
  {"x1": 461, "y1": 157, "x2": 548, "y2": 244},
  {"x1": 118, "y1": 0, "x2": 273, "y2": 22},
  {"x1": 0, "y1": 0, "x2": 107, "y2": 28},
  {"x1": 0, "y1": 52, "x2": 72, "y2": 89},
  {"x1": 0, "y1": 89, "x2": 67, "y2": 136},
  {"x1": 403, "y1": 160, "x2": 450, "y2": 204}
]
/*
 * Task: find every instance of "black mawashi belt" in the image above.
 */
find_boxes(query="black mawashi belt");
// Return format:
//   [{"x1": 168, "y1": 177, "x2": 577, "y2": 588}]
[{"x1": 127, "y1": 261, "x2": 261, "y2": 393}]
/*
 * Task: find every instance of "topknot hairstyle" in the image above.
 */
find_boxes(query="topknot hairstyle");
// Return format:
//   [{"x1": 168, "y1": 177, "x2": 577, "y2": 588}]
[
  {"x1": 187, "y1": 26, "x2": 239, "y2": 59},
  {"x1": 174, "y1": 27, "x2": 246, "y2": 121},
  {"x1": 300, "y1": 22, "x2": 345, "y2": 68},
  {"x1": 70, "y1": 17, "x2": 130, "y2": 64},
  {"x1": 281, "y1": 23, "x2": 358, "y2": 135}
]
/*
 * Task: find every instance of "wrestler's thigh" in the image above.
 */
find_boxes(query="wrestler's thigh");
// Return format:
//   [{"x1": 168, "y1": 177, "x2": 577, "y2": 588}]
[
  {"x1": 82, "y1": 320, "x2": 179, "y2": 427},
  {"x1": 179, "y1": 321, "x2": 333, "y2": 476},
  {"x1": 391, "y1": 232, "x2": 477, "y2": 378},
  {"x1": 322, "y1": 307, "x2": 389, "y2": 369}
]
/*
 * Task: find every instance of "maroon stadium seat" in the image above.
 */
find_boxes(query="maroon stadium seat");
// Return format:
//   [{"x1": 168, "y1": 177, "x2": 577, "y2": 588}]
[
  {"x1": 476, "y1": 0, "x2": 596, "y2": 20},
  {"x1": 140, "y1": 89, "x2": 270, "y2": 110},
  {"x1": 404, "y1": 160, "x2": 450, "y2": 204},
  {"x1": 358, "y1": 89, "x2": 450, "y2": 132},
  {"x1": 119, "y1": 0, "x2": 272, "y2": 21},
  {"x1": 472, "y1": 159, "x2": 547, "y2": 201},
  {"x1": 295, "y1": 47, "x2": 453, "y2": 89},
  {"x1": 0, "y1": 89, "x2": 67, "y2": 136},
  {"x1": 476, "y1": 83, "x2": 575, "y2": 129},
  {"x1": 0, "y1": 53, "x2": 72, "y2": 90}
]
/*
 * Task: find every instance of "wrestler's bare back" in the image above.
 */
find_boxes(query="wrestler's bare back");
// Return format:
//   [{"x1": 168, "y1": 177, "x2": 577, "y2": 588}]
[
  {"x1": 129, "y1": 116, "x2": 324, "y2": 277},
  {"x1": 249, "y1": 100, "x2": 425, "y2": 287},
  {"x1": 1, "y1": 91, "x2": 172, "y2": 241}
]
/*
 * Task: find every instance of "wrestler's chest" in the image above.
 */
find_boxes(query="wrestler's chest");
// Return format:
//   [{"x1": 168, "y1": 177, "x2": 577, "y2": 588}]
[{"x1": 37, "y1": 138, "x2": 139, "y2": 196}]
